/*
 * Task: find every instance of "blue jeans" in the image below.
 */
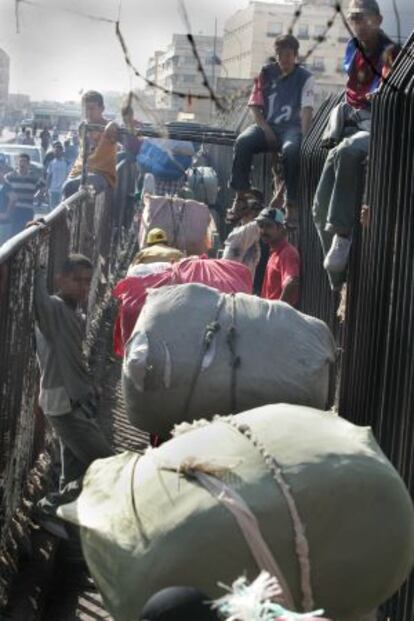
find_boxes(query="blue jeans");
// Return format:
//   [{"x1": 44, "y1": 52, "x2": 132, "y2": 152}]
[
  {"x1": 312, "y1": 130, "x2": 369, "y2": 255},
  {"x1": 231, "y1": 123, "x2": 302, "y2": 204},
  {"x1": 62, "y1": 173, "x2": 109, "y2": 198}
]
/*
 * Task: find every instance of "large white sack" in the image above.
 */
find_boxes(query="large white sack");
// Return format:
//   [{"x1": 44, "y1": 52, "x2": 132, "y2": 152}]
[
  {"x1": 139, "y1": 194, "x2": 212, "y2": 255},
  {"x1": 123, "y1": 283, "x2": 336, "y2": 436},
  {"x1": 59, "y1": 404, "x2": 414, "y2": 621}
]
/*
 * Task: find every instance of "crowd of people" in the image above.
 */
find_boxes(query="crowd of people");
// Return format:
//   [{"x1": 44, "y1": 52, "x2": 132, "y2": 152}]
[{"x1": 12, "y1": 0, "x2": 403, "y2": 617}]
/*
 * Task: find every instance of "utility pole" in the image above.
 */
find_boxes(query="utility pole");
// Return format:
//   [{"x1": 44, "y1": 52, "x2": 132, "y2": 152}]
[{"x1": 210, "y1": 17, "x2": 218, "y2": 122}]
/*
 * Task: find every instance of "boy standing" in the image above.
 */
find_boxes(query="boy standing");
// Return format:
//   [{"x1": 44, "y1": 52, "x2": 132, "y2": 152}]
[{"x1": 34, "y1": 252, "x2": 113, "y2": 513}]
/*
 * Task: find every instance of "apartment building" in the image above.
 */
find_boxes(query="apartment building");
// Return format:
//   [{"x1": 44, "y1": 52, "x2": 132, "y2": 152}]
[
  {"x1": 145, "y1": 34, "x2": 222, "y2": 123},
  {"x1": 0, "y1": 49, "x2": 10, "y2": 120},
  {"x1": 222, "y1": 0, "x2": 351, "y2": 104}
]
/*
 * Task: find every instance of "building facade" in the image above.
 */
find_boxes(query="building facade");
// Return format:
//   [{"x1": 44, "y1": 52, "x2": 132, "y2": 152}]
[
  {"x1": 145, "y1": 34, "x2": 223, "y2": 123},
  {"x1": 222, "y1": 0, "x2": 351, "y2": 105},
  {"x1": 0, "y1": 49, "x2": 10, "y2": 121}
]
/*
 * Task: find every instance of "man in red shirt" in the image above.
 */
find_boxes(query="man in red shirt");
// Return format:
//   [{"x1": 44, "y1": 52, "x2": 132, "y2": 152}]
[
  {"x1": 312, "y1": 0, "x2": 392, "y2": 285},
  {"x1": 256, "y1": 208, "x2": 300, "y2": 306}
]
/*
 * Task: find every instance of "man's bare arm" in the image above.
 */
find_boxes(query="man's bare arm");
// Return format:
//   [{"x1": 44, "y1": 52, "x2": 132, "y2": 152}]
[{"x1": 280, "y1": 277, "x2": 300, "y2": 305}]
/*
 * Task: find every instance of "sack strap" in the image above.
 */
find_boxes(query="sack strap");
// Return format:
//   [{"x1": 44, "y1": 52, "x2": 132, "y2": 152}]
[{"x1": 182, "y1": 294, "x2": 226, "y2": 418}]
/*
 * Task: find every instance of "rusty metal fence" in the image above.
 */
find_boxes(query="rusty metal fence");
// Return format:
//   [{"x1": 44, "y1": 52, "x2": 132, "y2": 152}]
[{"x1": 0, "y1": 154, "x2": 137, "y2": 604}]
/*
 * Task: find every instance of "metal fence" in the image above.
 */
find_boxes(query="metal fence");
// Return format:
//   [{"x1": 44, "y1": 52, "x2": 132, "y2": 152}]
[
  {"x1": 0, "y1": 156, "x2": 137, "y2": 604},
  {"x1": 337, "y1": 35, "x2": 414, "y2": 621}
]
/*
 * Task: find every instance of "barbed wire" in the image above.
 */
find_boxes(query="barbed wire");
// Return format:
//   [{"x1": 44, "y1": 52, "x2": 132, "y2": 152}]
[
  {"x1": 302, "y1": 9, "x2": 338, "y2": 63},
  {"x1": 114, "y1": 21, "x2": 216, "y2": 105},
  {"x1": 20, "y1": 0, "x2": 116, "y2": 24},
  {"x1": 17, "y1": 0, "x2": 407, "y2": 124},
  {"x1": 287, "y1": 0, "x2": 305, "y2": 36}
]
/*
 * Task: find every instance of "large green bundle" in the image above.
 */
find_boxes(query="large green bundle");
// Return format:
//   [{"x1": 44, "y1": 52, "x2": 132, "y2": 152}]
[{"x1": 60, "y1": 405, "x2": 414, "y2": 621}]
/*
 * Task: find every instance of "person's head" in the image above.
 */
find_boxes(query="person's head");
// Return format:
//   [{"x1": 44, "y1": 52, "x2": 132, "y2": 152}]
[
  {"x1": 140, "y1": 587, "x2": 219, "y2": 621},
  {"x1": 347, "y1": 0, "x2": 383, "y2": 45},
  {"x1": 274, "y1": 34, "x2": 299, "y2": 74},
  {"x1": 82, "y1": 90, "x2": 105, "y2": 123},
  {"x1": 53, "y1": 141, "x2": 63, "y2": 157},
  {"x1": 255, "y1": 207, "x2": 287, "y2": 246},
  {"x1": 57, "y1": 254, "x2": 93, "y2": 304},
  {"x1": 18, "y1": 153, "x2": 30, "y2": 175},
  {"x1": 226, "y1": 188, "x2": 264, "y2": 224},
  {"x1": 146, "y1": 228, "x2": 169, "y2": 247}
]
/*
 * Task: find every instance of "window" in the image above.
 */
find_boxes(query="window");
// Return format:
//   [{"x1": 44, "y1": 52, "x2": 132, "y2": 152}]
[
  {"x1": 314, "y1": 25, "x2": 325, "y2": 40},
  {"x1": 297, "y1": 24, "x2": 309, "y2": 39},
  {"x1": 267, "y1": 22, "x2": 282, "y2": 37},
  {"x1": 313, "y1": 57, "x2": 325, "y2": 71}
]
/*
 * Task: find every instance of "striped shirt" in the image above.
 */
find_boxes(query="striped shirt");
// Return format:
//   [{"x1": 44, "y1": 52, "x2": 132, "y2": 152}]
[{"x1": 4, "y1": 171, "x2": 42, "y2": 210}]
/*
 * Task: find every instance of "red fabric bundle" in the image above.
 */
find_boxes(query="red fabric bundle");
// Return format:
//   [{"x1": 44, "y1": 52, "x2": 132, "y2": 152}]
[{"x1": 113, "y1": 256, "x2": 253, "y2": 356}]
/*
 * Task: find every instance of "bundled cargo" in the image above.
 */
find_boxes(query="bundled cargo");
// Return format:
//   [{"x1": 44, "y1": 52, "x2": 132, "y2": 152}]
[
  {"x1": 59, "y1": 404, "x2": 414, "y2": 621},
  {"x1": 123, "y1": 283, "x2": 336, "y2": 436},
  {"x1": 186, "y1": 166, "x2": 219, "y2": 205},
  {"x1": 113, "y1": 258, "x2": 253, "y2": 357},
  {"x1": 139, "y1": 194, "x2": 212, "y2": 256}
]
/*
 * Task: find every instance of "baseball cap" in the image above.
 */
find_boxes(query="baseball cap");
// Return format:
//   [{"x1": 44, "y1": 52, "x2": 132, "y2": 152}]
[
  {"x1": 146, "y1": 227, "x2": 168, "y2": 246},
  {"x1": 347, "y1": 0, "x2": 380, "y2": 17},
  {"x1": 53, "y1": 141, "x2": 63, "y2": 148},
  {"x1": 255, "y1": 207, "x2": 285, "y2": 226}
]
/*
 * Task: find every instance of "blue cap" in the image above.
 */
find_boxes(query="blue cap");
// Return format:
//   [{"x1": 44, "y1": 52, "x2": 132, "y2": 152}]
[{"x1": 255, "y1": 207, "x2": 285, "y2": 226}]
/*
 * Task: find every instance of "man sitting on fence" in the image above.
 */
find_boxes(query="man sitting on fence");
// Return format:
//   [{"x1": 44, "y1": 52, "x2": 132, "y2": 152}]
[
  {"x1": 33, "y1": 252, "x2": 113, "y2": 518},
  {"x1": 230, "y1": 34, "x2": 314, "y2": 229},
  {"x1": 63, "y1": 90, "x2": 118, "y2": 198},
  {"x1": 256, "y1": 207, "x2": 300, "y2": 306},
  {"x1": 312, "y1": 0, "x2": 393, "y2": 279}
]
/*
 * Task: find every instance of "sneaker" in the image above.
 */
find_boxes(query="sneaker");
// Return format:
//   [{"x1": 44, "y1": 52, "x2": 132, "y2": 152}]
[{"x1": 324, "y1": 234, "x2": 352, "y2": 273}]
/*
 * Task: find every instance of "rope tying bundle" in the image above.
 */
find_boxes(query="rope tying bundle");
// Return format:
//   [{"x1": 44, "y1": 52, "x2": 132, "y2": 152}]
[{"x1": 224, "y1": 419, "x2": 315, "y2": 613}]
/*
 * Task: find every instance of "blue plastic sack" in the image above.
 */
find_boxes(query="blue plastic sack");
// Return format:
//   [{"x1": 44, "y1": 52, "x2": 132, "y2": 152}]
[{"x1": 137, "y1": 141, "x2": 192, "y2": 180}]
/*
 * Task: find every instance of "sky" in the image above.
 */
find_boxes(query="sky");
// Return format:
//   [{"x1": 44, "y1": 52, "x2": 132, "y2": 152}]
[{"x1": 0, "y1": 0, "x2": 258, "y2": 102}]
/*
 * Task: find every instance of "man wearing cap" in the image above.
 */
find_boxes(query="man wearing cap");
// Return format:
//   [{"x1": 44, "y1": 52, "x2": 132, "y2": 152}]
[
  {"x1": 131, "y1": 228, "x2": 184, "y2": 266},
  {"x1": 222, "y1": 188, "x2": 264, "y2": 279},
  {"x1": 230, "y1": 34, "x2": 315, "y2": 228},
  {"x1": 256, "y1": 208, "x2": 300, "y2": 306},
  {"x1": 313, "y1": 0, "x2": 392, "y2": 280},
  {"x1": 46, "y1": 141, "x2": 70, "y2": 209}
]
